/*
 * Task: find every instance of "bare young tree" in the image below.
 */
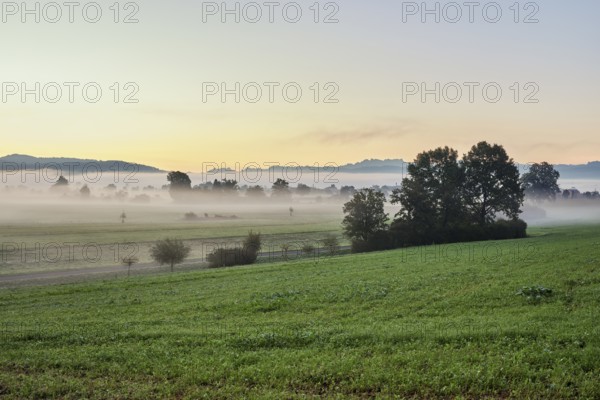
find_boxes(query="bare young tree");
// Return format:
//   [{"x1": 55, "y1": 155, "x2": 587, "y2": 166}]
[{"x1": 122, "y1": 256, "x2": 139, "y2": 277}]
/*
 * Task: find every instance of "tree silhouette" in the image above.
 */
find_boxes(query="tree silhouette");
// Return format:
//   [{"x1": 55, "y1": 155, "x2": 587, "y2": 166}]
[
  {"x1": 391, "y1": 146, "x2": 463, "y2": 230},
  {"x1": 296, "y1": 184, "x2": 311, "y2": 196},
  {"x1": 51, "y1": 175, "x2": 69, "y2": 191},
  {"x1": 167, "y1": 171, "x2": 192, "y2": 200},
  {"x1": 246, "y1": 185, "x2": 265, "y2": 198},
  {"x1": 80, "y1": 185, "x2": 91, "y2": 198},
  {"x1": 521, "y1": 162, "x2": 560, "y2": 202},
  {"x1": 342, "y1": 188, "x2": 388, "y2": 241},
  {"x1": 271, "y1": 179, "x2": 290, "y2": 197},
  {"x1": 462, "y1": 142, "x2": 524, "y2": 225}
]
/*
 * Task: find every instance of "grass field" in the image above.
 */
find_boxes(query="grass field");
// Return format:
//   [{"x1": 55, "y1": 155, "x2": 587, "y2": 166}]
[{"x1": 0, "y1": 224, "x2": 599, "y2": 398}]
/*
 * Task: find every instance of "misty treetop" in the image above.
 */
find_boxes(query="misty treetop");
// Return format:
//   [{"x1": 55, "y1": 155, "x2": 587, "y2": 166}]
[
  {"x1": 521, "y1": 162, "x2": 561, "y2": 202},
  {"x1": 167, "y1": 171, "x2": 192, "y2": 191},
  {"x1": 164, "y1": 171, "x2": 309, "y2": 201}
]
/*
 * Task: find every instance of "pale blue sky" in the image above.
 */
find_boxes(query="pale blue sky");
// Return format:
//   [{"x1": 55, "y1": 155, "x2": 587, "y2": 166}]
[{"x1": 1, "y1": 0, "x2": 599, "y2": 169}]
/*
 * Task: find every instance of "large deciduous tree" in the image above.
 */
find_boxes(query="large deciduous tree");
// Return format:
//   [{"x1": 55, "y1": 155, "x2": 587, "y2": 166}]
[
  {"x1": 462, "y1": 141, "x2": 524, "y2": 225},
  {"x1": 391, "y1": 146, "x2": 464, "y2": 229},
  {"x1": 342, "y1": 188, "x2": 388, "y2": 241},
  {"x1": 521, "y1": 162, "x2": 560, "y2": 202}
]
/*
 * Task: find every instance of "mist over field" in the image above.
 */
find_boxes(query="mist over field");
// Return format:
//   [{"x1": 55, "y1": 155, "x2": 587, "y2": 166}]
[
  {"x1": 2, "y1": 168, "x2": 600, "y2": 227},
  {"x1": 3, "y1": 169, "x2": 600, "y2": 191},
  {"x1": 1, "y1": 164, "x2": 599, "y2": 282}
]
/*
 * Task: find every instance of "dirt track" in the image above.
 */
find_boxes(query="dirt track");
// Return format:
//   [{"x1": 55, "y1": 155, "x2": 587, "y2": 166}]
[{"x1": 0, "y1": 247, "x2": 349, "y2": 288}]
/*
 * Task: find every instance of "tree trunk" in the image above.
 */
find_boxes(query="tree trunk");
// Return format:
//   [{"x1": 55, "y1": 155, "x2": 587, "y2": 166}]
[{"x1": 480, "y1": 196, "x2": 487, "y2": 226}]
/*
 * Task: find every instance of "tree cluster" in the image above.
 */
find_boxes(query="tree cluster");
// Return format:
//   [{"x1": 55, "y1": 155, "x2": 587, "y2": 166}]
[
  {"x1": 165, "y1": 172, "x2": 318, "y2": 202},
  {"x1": 343, "y1": 142, "x2": 528, "y2": 253}
]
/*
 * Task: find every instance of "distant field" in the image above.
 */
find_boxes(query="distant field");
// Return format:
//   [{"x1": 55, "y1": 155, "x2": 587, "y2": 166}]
[
  {"x1": 0, "y1": 200, "x2": 347, "y2": 275},
  {"x1": 0, "y1": 225, "x2": 598, "y2": 398}
]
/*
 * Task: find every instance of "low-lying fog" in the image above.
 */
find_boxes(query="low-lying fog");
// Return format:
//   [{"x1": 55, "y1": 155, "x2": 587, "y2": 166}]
[{"x1": 1, "y1": 171, "x2": 599, "y2": 227}]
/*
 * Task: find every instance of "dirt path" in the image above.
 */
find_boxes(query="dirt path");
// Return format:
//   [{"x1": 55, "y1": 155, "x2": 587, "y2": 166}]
[
  {"x1": 0, "y1": 247, "x2": 349, "y2": 288},
  {"x1": 0, "y1": 259, "x2": 205, "y2": 287}
]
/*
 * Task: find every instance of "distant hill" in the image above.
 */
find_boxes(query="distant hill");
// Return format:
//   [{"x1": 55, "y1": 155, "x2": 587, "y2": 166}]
[
  {"x1": 2, "y1": 155, "x2": 598, "y2": 180},
  {"x1": 0, "y1": 154, "x2": 163, "y2": 173},
  {"x1": 207, "y1": 159, "x2": 410, "y2": 175},
  {"x1": 554, "y1": 162, "x2": 600, "y2": 179},
  {"x1": 203, "y1": 159, "x2": 600, "y2": 180},
  {"x1": 338, "y1": 159, "x2": 600, "y2": 179},
  {"x1": 338, "y1": 159, "x2": 408, "y2": 173}
]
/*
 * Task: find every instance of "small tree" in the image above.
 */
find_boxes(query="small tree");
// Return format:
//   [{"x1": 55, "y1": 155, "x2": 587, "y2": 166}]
[
  {"x1": 122, "y1": 256, "x2": 139, "y2": 277},
  {"x1": 80, "y1": 184, "x2": 91, "y2": 198},
  {"x1": 322, "y1": 234, "x2": 339, "y2": 256},
  {"x1": 246, "y1": 185, "x2": 266, "y2": 198},
  {"x1": 280, "y1": 243, "x2": 290, "y2": 260},
  {"x1": 150, "y1": 238, "x2": 191, "y2": 272},
  {"x1": 289, "y1": 206, "x2": 294, "y2": 216},
  {"x1": 167, "y1": 171, "x2": 192, "y2": 200},
  {"x1": 296, "y1": 183, "x2": 311, "y2": 196},
  {"x1": 51, "y1": 175, "x2": 69, "y2": 192},
  {"x1": 120, "y1": 211, "x2": 127, "y2": 224},
  {"x1": 272, "y1": 178, "x2": 290, "y2": 197},
  {"x1": 55, "y1": 175, "x2": 68, "y2": 186}
]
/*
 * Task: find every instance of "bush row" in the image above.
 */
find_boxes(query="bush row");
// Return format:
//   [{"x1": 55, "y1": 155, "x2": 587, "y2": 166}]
[{"x1": 351, "y1": 219, "x2": 528, "y2": 253}]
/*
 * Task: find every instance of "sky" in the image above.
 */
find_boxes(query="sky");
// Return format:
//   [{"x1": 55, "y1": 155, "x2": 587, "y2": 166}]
[{"x1": 1, "y1": 0, "x2": 599, "y2": 171}]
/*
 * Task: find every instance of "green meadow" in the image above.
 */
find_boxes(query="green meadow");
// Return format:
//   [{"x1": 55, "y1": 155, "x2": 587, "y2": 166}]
[{"x1": 0, "y1": 224, "x2": 599, "y2": 398}]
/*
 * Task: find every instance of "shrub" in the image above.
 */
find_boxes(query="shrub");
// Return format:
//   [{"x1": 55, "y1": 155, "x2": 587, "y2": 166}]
[
  {"x1": 207, "y1": 248, "x2": 251, "y2": 268},
  {"x1": 322, "y1": 234, "x2": 339, "y2": 256},
  {"x1": 388, "y1": 219, "x2": 527, "y2": 249},
  {"x1": 280, "y1": 244, "x2": 290, "y2": 260},
  {"x1": 184, "y1": 212, "x2": 199, "y2": 220},
  {"x1": 351, "y1": 230, "x2": 395, "y2": 253},
  {"x1": 301, "y1": 243, "x2": 315, "y2": 255},
  {"x1": 244, "y1": 231, "x2": 262, "y2": 262},
  {"x1": 207, "y1": 231, "x2": 261, "y2": 268}
]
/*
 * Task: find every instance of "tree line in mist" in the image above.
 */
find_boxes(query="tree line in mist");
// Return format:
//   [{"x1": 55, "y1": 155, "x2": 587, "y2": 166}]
[{"x1": 340, "y1": 141, "x2": 561, "y2": 253}]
